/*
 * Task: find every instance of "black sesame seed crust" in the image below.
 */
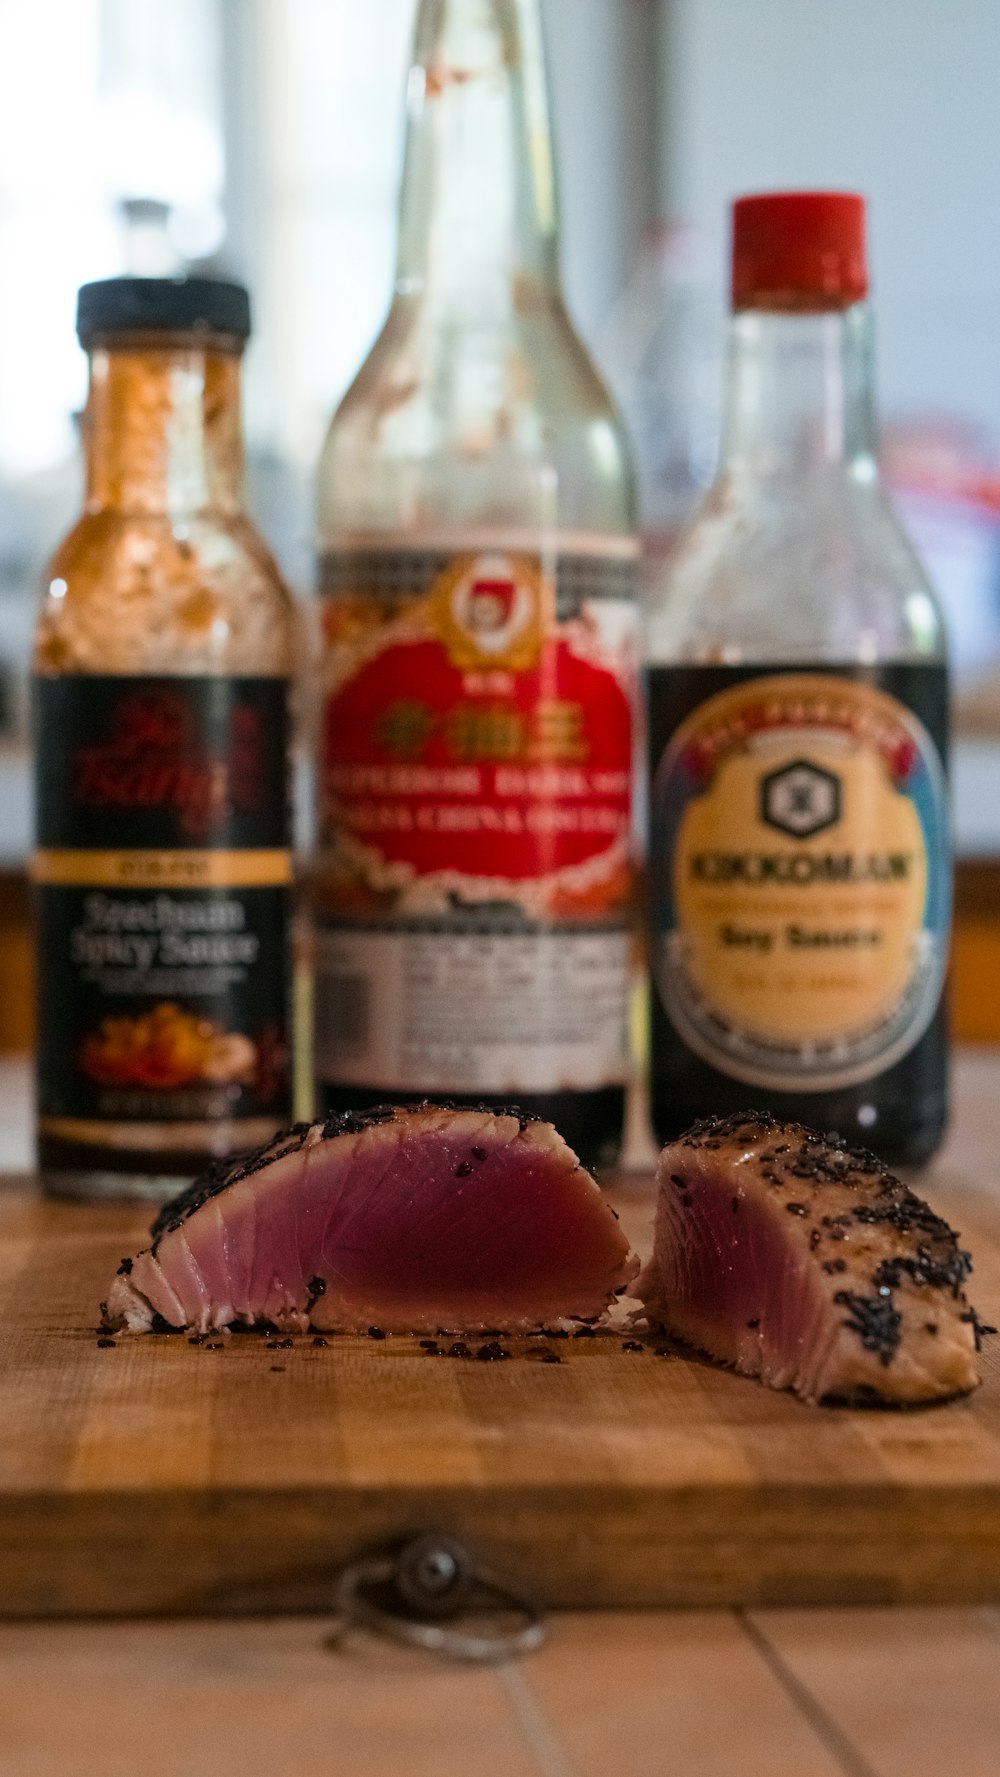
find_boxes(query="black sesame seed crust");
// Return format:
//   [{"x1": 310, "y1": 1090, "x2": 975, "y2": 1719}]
[
  {"x1": 667, "y1": 1112, "x2": 982, "y2": 1385},
  {"x1": 832, "y1": 1289, "x2": 903, "y2": 1365},
  {"x1": 149, "y1": 1101, "x2": 539, "y2": 1239},
  {"x1": 873, "y1": 1246, "x2": 973, "y2": 1298}
]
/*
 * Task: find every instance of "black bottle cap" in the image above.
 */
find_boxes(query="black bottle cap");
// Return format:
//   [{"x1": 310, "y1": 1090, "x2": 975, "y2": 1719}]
[{"x1": 76, "y1": 277, "x2": 252, "y2": 345}]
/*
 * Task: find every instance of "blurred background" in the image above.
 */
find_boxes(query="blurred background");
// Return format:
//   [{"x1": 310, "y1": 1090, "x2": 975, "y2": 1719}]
[{"x1": 0, "y1": 0, "x2": 996, "y2": 1045}]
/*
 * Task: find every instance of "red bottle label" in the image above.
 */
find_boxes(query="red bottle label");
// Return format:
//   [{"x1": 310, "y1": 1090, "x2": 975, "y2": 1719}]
[
  {"x1": 320, "y1": 551, "x2": 636, "y2": 918},
  {"x1": 315, "y1": 545, "x2": 639, "y2": 1098}
]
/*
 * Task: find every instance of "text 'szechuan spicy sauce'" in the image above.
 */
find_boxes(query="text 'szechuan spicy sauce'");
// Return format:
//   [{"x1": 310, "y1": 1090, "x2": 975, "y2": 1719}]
[
  {"x1": 33, "y1": 278, "x2": 296, "y2": 1200},
  {"x1": 313, "y1": 0, "x2": 638, "y2": 1171},
  {"x1": 645, "y1": 194, "x2": 950, "y2": 1165}
]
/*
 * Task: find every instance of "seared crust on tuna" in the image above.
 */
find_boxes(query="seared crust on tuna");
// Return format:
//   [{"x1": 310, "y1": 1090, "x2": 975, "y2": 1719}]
[{"x1": 635, "y1": 1113, "x2": 985, "y2": 1405}]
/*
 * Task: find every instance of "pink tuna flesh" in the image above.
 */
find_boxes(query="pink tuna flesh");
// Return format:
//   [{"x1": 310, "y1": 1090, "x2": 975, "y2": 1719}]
[
  {"x1": 634, "y1": 1113, "x2": 983, "y2": 1405},
  {"x1": 105, "y1": 1104, "x2": 637, "y2": 1335}
]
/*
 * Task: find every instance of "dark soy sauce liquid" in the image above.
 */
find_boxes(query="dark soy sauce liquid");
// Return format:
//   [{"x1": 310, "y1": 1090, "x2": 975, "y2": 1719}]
[
  {"x1": 317, "y1": 1085, "x2": 625, "y2": 1175},
  {"x1": 647, "y1": 661, "x2": 950, "y2": 1168},
  {"x1": 649, "y1": 996, "x2": 947, "y2": 1166}
]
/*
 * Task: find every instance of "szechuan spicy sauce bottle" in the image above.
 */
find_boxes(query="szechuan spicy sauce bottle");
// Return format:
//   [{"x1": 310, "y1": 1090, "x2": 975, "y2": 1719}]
[
  {"x1": 313, "y1": 0, "x2": 638, "y2": 1170},
  {"x1": 33, "y1": 278, "x2": 296, "y2": 1199},
  {"x1": 646, "y1": 194, "x2": 951, "y2": 1166}
]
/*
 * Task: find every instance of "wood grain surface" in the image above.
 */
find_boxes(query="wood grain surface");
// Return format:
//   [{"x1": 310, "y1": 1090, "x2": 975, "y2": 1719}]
[{"x1": 1, "y1": 1052, "x2": 999, "y2": 1618}]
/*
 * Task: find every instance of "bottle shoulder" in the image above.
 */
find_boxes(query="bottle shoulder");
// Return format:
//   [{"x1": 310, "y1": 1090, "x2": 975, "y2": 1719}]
[
  {"x1": 317, "y1": 291, "x2": 634, "y2": 542},
  {"x1": 34, "y1": 509, "x2": 297, "y2": 677},
  {"x1": 644, "y1": 471, "x2": 946, "y2": 665}
]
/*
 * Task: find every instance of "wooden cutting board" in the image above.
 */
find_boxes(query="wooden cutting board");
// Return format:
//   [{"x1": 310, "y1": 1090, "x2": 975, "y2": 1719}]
[{"x1": 2, "y1": 1063, "x2": 1000, "y2": 1617}]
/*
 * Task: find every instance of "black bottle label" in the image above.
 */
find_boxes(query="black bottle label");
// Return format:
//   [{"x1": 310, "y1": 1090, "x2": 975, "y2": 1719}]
[
  {"x1": 647, "y1": 664, "x2": 950, "y2": 1094},
  {"x1": 33, "y1": 675, "x2": 292, "y2": 1129}
]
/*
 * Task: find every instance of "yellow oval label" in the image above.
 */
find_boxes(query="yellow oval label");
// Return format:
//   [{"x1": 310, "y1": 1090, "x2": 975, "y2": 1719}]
[{"x1": 651, "y1": 673, "x2": 949, "y2": 1091}]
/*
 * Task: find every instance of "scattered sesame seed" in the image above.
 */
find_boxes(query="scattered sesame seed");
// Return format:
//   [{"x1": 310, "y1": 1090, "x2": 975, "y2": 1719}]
[{"x1": 476, "y1": 1341, "x2": 510, "y2": 1362}]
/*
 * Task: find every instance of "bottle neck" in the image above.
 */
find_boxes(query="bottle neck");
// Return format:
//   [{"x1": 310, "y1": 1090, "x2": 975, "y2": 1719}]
[
  {"x1": 719, "y1": 304, "x2": 878, "y2": 480},
  {"x1": 394, "y1": 0, "x2": 560, "y2": 311},
  {"x1": 83, "y1": 339, "x2": 246, "y2": 517}
]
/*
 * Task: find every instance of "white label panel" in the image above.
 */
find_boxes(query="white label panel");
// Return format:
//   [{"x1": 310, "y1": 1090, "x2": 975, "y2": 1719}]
[{"x1": 314, "y1": 926, "x2": 630, "y2": 1094}]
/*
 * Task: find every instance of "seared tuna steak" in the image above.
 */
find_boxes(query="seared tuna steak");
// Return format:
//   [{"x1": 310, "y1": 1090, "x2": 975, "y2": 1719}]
[
  {"x1": 106, "y1": 1104, "x2": 636, "y2": 1335},
  {"x1": 635, "y1": 1113, "x2": 983, "y2": 1405}
]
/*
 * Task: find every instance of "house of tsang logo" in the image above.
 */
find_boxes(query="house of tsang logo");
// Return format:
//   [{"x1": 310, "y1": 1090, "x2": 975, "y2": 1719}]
[{"x1": 72, "y1": 690, "x2": 265, "y2": 840}]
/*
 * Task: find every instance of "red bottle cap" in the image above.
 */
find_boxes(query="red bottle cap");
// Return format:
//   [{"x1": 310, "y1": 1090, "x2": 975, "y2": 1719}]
[{"x1": 731, "y1": 192, "x2": 868, "y2": 311}]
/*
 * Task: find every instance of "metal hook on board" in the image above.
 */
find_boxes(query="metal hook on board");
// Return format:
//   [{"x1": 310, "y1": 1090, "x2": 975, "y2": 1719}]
[{"x1": 328, "y1": 1532, "x2": 548, "y2": 1663}]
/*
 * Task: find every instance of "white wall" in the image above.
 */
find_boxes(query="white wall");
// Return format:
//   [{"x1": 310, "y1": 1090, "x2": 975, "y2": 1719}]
[
  {"x1": 660, "y1": 0, "x2": 1000, "y2": 436},
  {"x1": 546, "y1": 0, "x2": 658, "y2": 343}
]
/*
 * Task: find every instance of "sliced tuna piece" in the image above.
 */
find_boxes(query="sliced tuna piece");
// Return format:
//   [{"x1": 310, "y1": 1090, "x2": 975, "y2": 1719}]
[
  {"x1": 105, "y1": 1104, "x2": 637, "y2": 1335},
  {"x1": 634, "y1": 1113, "x2": 983, "y2": 1405}
]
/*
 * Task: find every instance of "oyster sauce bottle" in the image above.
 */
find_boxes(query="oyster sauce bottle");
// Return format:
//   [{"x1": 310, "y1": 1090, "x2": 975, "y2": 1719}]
[
  {"x1": 313, "y1": 0, "x2": 639, "y2": 1170},
  {"x1": 646, "y1": 193, "x2": 950, "y2": 1165}
]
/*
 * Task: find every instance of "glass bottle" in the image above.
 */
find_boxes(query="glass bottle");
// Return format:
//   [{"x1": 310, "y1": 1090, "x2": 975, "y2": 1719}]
[
  {"x1": 33, "y1": 278, "x2": 295, "y2": 1200},
  {"x1": 599, "y1": 222, "x2": 722, "y2": 563},
  {"x1": 314, "y1": 0, "x2": 638, "y2": 1170},
  {"x1": 646, "y1": 193, "x2": 950, "y2": 1165}
]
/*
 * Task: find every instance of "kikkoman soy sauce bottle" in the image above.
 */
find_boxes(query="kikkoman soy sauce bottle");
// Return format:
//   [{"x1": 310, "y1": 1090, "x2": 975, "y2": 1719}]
[
  {"x1": 33, "y1": 279, "x2": 295, "y2": 1199},
  {"x1": 646, "y1": 193, "x2": 950, "y2": 1165},
  {"x1": 314, "y1": 0, "x2": 638, "y2": 1170}
]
